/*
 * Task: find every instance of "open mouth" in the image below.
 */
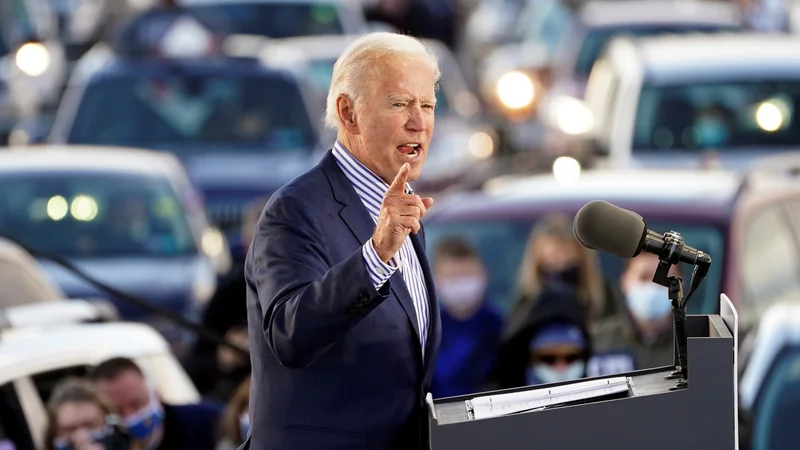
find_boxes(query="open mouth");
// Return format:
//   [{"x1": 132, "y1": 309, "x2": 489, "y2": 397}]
[{"x1": 397, "y1": 143, "x2": 422, "y2": 159}]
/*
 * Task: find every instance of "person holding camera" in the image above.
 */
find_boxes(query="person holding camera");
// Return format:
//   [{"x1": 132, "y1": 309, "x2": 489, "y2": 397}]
[{"x1": 45, "y1": 377, "x2": 138, "y2": 450}]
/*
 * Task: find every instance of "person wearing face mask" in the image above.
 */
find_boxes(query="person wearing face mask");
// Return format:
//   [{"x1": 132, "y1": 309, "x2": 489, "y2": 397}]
[
  {"x1": 430, "y1": 237, "x2": 503, "y2": 398},
  {"x1": 89, "y1": 357, "x2": 223, "y2": 450},
  {"x1": 588, "y1": 254, "x2": 677, "y2": 378},
  {"x1": 45, "y1": 377, "x2": 137, "y2": 450},
  {"x1": 505, "y1": 213, "x2": 612, "y2": 341},
  {"x1": 488, "y1": 284, "x2": 591, "y2": 390}
]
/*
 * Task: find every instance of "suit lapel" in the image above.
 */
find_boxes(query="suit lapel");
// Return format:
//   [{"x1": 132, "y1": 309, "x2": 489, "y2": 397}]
[
  {"x1": 411, "y1": 229, "x2": 440, "y2": 373},
  {"x1": 320, "y1": 150, "x2": 424, "y2": 352}
]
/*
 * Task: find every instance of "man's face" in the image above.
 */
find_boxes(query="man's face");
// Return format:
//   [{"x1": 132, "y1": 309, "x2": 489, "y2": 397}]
[
  {"x1": 95, "y1": 370, "x2": 151, "y2": 419},
  {"x1": 435, "y1": 256, "x2": 484, "y2": 281},
  {"x1": 349, "y1": 54, "x2": 436, "y2": 184}
]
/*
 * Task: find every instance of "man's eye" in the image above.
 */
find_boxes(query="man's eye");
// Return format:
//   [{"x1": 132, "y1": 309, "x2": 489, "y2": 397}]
[{"x1": 393, "y1": 103, "x2": 406, "y2": 107}]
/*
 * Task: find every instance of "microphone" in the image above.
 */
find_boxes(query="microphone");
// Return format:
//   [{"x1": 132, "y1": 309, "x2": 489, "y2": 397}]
[{"x1": 572, "y1": 200, "x2": 710, "y2": 269}]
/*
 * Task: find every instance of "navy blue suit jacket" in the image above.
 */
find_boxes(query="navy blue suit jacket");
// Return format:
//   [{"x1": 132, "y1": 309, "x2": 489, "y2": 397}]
[{"x1": 240, "y1": 150, "x2": 442, "y2": 450}]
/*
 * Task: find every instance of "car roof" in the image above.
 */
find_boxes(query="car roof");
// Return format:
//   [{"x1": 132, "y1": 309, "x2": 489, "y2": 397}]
[
  {"x1": 0, "y1": 145, "x2": 182, "y2": 177},
  {"x1": 626, "y1": 33, "x2": 800, "y2": 83},
  {"x1": 426, "y1": 169, "x2": 743, "y2": 224},
  {"x1": 0, "y1": 322, "x2": 170, "y2": 384},
  {"x1": 579, "y1": 0, "x2": 741, "y2": 28}
]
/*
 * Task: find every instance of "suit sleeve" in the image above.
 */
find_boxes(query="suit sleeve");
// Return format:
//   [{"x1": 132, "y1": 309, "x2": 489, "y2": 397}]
[{"x1": 248, "y1": 194, "x2": 392, "y2": 369}]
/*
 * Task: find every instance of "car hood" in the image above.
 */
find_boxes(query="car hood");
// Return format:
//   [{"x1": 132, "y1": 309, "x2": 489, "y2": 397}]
[
  {"x1": 36, "y1": 256, "x2": 204, "y2": 317},
  {"x1": 183, "y1": 150, "x2": 324, "y2": 191},
  {"x1": 628, "y1": 150, "x2": 793, "y2": 172}
]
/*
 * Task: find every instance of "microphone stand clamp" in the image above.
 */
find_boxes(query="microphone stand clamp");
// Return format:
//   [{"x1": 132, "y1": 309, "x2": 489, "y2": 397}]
[{"x1": 651, "y1": 230, "x2": 690, "y2": 390}]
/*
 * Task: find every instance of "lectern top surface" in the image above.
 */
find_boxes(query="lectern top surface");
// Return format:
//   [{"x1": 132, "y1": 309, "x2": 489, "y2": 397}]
[{"x1": 433, "y1": 368, "x2": 678, "y2": 425}]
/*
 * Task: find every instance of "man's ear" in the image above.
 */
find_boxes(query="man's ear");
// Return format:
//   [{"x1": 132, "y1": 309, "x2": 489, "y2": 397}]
[{"x1": 337, "y1": 95, "x2": 359, "y2": 134}]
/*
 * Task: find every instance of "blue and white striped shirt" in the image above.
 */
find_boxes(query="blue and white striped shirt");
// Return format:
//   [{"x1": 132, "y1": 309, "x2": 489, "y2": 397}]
[{"x1": 332, "y1": 141, "x2": 430, "y2": 351}]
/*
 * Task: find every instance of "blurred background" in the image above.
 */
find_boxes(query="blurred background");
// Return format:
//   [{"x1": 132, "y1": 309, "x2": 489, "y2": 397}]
[{"x1": 0, "y1": 0, "x2": 799, "y2": 448}]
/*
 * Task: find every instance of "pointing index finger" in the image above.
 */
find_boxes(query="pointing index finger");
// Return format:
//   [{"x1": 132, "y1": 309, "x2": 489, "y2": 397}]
[{"x1": 389, "y1": 163, "x2": 410, "y2": 194}]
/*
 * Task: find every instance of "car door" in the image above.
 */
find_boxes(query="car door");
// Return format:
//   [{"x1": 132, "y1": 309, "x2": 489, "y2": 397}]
[{"x1": 737, "y1": 199, "x2": 800, "y2": 333}]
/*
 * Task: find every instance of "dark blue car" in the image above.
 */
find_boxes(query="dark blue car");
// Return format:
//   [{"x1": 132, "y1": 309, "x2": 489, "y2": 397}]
[{"x1": 50, "y1": 47, "x2": 328, "y2": 259}]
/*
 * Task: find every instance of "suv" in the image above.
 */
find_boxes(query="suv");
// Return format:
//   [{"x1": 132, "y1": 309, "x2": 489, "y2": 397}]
[{"x1": 580, "y1": 32, "x2": 800, "y2": 171}]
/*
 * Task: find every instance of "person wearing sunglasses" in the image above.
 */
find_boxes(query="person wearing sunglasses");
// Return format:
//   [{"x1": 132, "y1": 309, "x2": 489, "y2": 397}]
[{"x1": 488, "y1": 284, "x2": 592, "y2": 389}]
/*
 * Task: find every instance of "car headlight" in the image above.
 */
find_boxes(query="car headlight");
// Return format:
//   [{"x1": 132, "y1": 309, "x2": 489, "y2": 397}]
[
  {"x1": 191, "y1": 263, "x2": 216, "y2": 305},
  {"x1": 15, "y1": 43, "x2": 51, "y2": 77},
  {"x1": 468, "y1": 131, "x2": 495, "y2": 160},
  {"x1": 201, "y1": 227, "x2": 232, "y2": 275},
  {"x1": 552, "y1": 96, "x2": 594, "y2": 135},
  {"x1": 496, "y1": 71, "x2": 538, "y2": 110},
  {"x1": 552, "y1": 156, "x2": 581, "y2": 185}
]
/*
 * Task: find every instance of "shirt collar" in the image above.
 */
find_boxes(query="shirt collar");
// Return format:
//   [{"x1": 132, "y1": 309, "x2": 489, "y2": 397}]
[{"x1": 332, "y1": 141, "x2": 414, "y2": 195}]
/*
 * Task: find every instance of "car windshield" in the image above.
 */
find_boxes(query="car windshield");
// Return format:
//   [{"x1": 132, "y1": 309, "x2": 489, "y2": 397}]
[
  {"x1": 574, "y1": 25, "x2": 737, "y2": 78},
  {"x1": 186, "y1": 3, "x2": 344, "y2": 38},
  {"x1": 633, "y1": 80, "x2": 800, "y2": 152},
  {"x1": 0, "y1": 173, "x2": 198, "y2": 257},
  {"x1": 305, "y1": 58, "x2": 450, "y2": 117},
  {"x1": 424, "y1": 219, "x2": 724, "y2": 315},
  {"x1": 752, "y1": 346, "x2": 800, "y2": 450},
  {"x1": 66, "y1": 73, "x2": 317, "y2": 154}
]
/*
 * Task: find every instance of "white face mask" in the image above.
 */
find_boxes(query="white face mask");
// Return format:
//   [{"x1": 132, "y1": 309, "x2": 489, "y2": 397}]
[
  {"x1": 437, "y1": 276, "x2": 486, "y2": 310},
  {"x1": 625, "y1": 282, "x2": 672, "y2": 321},
  {"x1": 527, "y1": 361, "x2": 586, "y2": 385}
]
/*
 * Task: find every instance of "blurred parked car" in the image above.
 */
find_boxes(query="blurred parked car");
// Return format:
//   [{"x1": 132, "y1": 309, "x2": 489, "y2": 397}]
[
  {"x1": 0, "y1": 320, "x2": 199, "y2": 449},
  {"x1": 0, "y1": 237, "x2": 66, "y2": 308},
  {"x1": 180, "y1": 0, "x2": 369, "y2": 38},
  {"x1": 480, "y1": 0, "x2": 741, "y2": 157},
  {"x1": 259, "y1": 34, "x2": 496, "y2": 194},
  {"x1": 0, "y1": 146, "x2": 228, "y2": 355},
  {"x1": 423, "y1": 162, "x2": 800, "y2": 339},
  {"x1": 579, "y1": 32, "x2": 800, "y2": 171},
  {"x1": 739, "y1": 301, "x2": 800, "y2": 450},
  {"x1": 49, "y1": 34, "x2": 326, "y2": 259},
  {"x1": 0, "y1": 0, "x2": 69, "y2": 129}
]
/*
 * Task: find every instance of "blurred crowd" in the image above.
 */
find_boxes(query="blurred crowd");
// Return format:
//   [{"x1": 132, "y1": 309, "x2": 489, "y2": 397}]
[{"x1": 3, "y1": 0, "x2": 800, "y2": 448}]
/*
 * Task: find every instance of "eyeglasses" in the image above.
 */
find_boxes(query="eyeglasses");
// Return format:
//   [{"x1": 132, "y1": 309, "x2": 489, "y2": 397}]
[{"x1": 532, "y1": 353, "x2": 584, "y2": 365}]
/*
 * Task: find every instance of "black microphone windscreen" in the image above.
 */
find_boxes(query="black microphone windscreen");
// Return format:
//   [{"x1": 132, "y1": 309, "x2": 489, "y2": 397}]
[{"x1": 573, "y1": 200, "x2": 646, "y2": 258}]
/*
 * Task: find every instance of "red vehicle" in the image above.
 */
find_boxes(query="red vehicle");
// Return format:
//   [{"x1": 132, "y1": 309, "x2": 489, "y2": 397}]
[{"x1": 422, "y1": 162, "x2": 800, "y2": 337}]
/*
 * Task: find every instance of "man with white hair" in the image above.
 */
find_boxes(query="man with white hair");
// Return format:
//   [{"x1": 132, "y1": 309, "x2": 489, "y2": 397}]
[{"x1": 241, "y1": 32, "x2": 443, "y2": 450}]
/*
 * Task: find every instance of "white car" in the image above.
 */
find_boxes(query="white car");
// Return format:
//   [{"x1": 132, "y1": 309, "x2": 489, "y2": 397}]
[
  {"x1": 0, "y1": 320, "x2": 199, "y2": 449},
  {"x1": 738, "y1": 301, "x2": 800, "y2": 450},
  {"x1": 0, "y1": 237, "x2": 66, "y2": 308},
  {"x1": 258, "y1": 34, "x2": 496, "y2": 193},
  {"x1": 581, "y1": 32, "x2": 800, "y2": 171}
]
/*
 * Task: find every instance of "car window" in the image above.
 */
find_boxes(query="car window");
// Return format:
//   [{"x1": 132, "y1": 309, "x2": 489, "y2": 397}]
[
  {"x1": 0, "y1": 173, "x2": 198, "y2": 257},
  {"x1": 521, "y1": 0, "x2": 574, "y2": 56},
  {"x1": 0, "y1": 383, "x2": 35, "y2": 450},
  {"x1": 574, "y1": 25, "x2": 738, "y2": 78},
  {"x1": 187, "y1": 3, "x2": 344, "y2": 38},
  {"x1": 633, "y1": 80, "x2": 800, "y2": 152},
  {"x1": 751, "y1": 346, "x2": 800, "y2": 450},
  {"x1": 31, "y1": 366, "x2": 90, "y2": 406},
  {"x1": 66, "y1": 73, "x2": 317, "y2": 154},
  {"x1": 740, "y1": 204, "x2": 800, "y2": 321},
  {"x1": 424, "y1": 218, "x2": 724, "y2": 315},
  {"x1": 303, "y1": 58, "x2": 451, "y2": 118}
]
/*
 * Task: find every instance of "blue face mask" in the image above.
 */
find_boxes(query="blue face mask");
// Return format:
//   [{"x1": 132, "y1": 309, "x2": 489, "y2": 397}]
[
  {"x1": 625, "y1": 282, "x2": 672, "y2": 321},
  {"x1": 124, "y1": 396, "x2": 165, "y2": 444},
  {"x1": 526, "y1": 361, "x2": 585, "y2": 385},
  {"x1": 693, "y1": 117, "x2": 729, "y2": 148}
]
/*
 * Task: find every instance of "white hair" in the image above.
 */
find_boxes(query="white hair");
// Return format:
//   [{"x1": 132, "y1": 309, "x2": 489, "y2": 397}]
[{"x1": 324, "y1": 32, "x2": 441, "y2": 130}]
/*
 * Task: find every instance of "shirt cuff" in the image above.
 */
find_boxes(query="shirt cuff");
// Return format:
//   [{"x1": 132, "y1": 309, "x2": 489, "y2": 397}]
[{"x1": 362, "y1": 238, "x2": 398, "y2": 291}]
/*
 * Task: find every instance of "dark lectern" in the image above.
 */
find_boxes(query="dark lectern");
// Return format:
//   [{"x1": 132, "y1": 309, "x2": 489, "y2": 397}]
[{"x1": 426, "y1": 298, "x2": 737, "y2": 450}]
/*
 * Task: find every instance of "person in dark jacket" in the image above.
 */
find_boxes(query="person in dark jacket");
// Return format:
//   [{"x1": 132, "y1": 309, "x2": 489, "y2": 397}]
[
  {"x1": 186, "y1": 197, "x2": 267, "y2": 402},
  {"x1": 90, "y1": 357, "x2": 223, "y2": 450},
  {"x1": 489, "y1": 284, "x2": 591, "y2": 389},
  {"x1": 430, "y1": 236, "x2": 503, "y2": 398}
]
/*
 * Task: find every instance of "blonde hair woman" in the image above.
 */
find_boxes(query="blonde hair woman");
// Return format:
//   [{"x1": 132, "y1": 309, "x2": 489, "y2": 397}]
[{"x1": 505, "y1": 213, "x2": 609, "y2": 337}]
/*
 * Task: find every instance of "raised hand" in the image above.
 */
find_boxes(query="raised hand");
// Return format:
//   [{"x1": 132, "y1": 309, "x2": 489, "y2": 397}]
[{"x1": 372, "y1": 163, "x2": 434, "y2": 263}]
